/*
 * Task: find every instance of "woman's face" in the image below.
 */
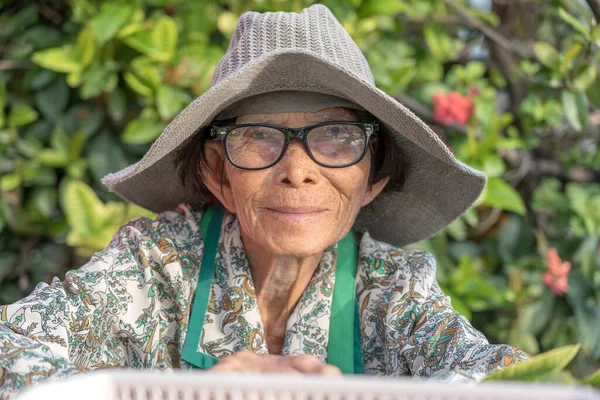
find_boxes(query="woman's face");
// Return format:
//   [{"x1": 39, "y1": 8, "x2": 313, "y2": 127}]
[{"x1": 204, "y1": 107, "x2": 388, "y2": 257}]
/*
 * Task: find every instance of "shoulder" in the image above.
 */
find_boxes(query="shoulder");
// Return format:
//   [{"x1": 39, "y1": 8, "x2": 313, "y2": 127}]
[
  {"x1": 75, "y1": 203, "x2": 207, "y2": 278},
  {"x1": 105, "y1": 204, "x2": 205, "y2": 251},
  {"x1": 357, "y1": 231, "x2": 437, "y2": 295}
]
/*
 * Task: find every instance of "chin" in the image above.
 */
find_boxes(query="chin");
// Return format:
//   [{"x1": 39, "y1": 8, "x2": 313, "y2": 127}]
[{"x1": 263, "y1": 222, "x2": 335, "y2": 257}]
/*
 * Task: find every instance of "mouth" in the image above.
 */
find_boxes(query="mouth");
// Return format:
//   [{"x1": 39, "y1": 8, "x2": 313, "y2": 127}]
[{"x1": 265, "y1": 207, "x2": 328, "y2": 223}]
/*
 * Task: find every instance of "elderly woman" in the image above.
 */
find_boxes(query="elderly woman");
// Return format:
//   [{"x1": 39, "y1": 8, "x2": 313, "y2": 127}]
[{"x1": 0, "y1": 4, "x2": 528, "y2": 397}]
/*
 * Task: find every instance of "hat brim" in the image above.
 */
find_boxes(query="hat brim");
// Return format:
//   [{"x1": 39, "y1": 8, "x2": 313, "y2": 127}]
[{"x1": 101, "y1": 49, "x2": 486, "y2": 247}]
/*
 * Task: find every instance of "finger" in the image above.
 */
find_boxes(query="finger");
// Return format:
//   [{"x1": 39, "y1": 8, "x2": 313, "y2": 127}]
[
  {"x1": 208, "y1": 353, "x2": 303, "y2": 374},
  {"x1": 288, "y1": 355, "x2": 335, "y2": 374},
  {"x1": 320, "y1": 364, "x2": 342, "y2": 376}
]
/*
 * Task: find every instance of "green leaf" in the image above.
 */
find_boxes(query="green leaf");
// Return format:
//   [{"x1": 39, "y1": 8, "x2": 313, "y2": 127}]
[
  {"x1": 533, "y1": 42, "x2": 560, "y2": 70},
  {"x1": 558, "y1": 8, "x2": 590, "y2": 39},
  {"x1": 32, "y1": 186, "x2": 58, "y2": 218},
  {"x1": 481, "y1": 178, "x2": 526, "y2": 215},
  {"x1": 130, "y1": 57, "x2": 161, "y2": 90},
  {"x1": 151, "y1": 16, "x2": 178, "y2": 62},
  {"x1": 123, "y1": 71, "x2": 153, "y2": 97},
  {"x1": 123, "y1": 31, "x2": 156, "y2": 59},
  {"x1": 593, "y1": 25, "x2": 600, "y2": 46},
  {"x1": 34, "y1": 78, "x2": 69, "y2": 121},
  {"x1": 107, "y1": 89, "x2": 126, "y2": 122},
  {"x1": 123, "y1": 16, "x2": 178, "y2": 62},
  {"x1": 507, "y1": 328, "x2": 539, "y2": 355},
  {"x1": 75, "y1": 27, "x2": 96, "y2": 67},
  {"x1": 22, "y1": 68, "x2": 57, "y2": 91},
  {"x1": 587, "y1": 77, "x2": 600, "y2": 108},
  {"x1": 66, "y1": 71, "x2": 83, "y2": 88},
  {"x1": 561, "y1": 43, "x2": 582, "y2": 73},
  {"x1": 68, "y1": 131, "x2": 87, "y2": 161},
  {"x1": 423, "y1": 24, "x2": 460, "y2": 62},
  {"x1": 465, "y1": 61, "x2": 486, "y2": 80},
  {"x1": 156, "y1": 85, "x2": 184, "y2": 120},
  {"x1": 482, "y1": 154, "x2": 506, "y2": 178},
  {"x1": 0, "y1": 173, "x2": 21, "y2": 192},
  {"x1": 37, "y1": 149, "x2": 69, "y2": 168},
  {"x1": 22, "y1": 161, "x2": 56, "y2": 186},
  {"x1": 573, "y1": 64, "x2": 597, "y2": 92},
  {"x1": 88, "y1": 2, "x2": 134, "y2": 45},
  {"x1": 484, "y1": 344, "x2": 581, "y2": 381},
  {"x1": 122, "y1": 110, "x2": 165, "y2": 145},
  {"x1": 64, "y1": 105, "x2": 105, "y2": 138},
  {"x1": 217, "y1": 12, "x2": 238, "y2": 37},
  {"x1": 561, "y1": 90, "x2": 588, "y2": 132},
  {"x1": 31, "y1": 46, "x2": 82, "y2": 74},
  {"x1": 117, "y1": 9, "x2": 145, "y2": 39},
  {"x1": 0, "y1": 5, "x2": 39, "y2": 40},
  {"x1": 583, "y1": 368, "x2": 600, "y2": 388},
  {"x1": 358, "y1": 0, "x2": 408, "y2": 17},
  {"x1": 80, "y1": 63, "x2": 118, "y2": 99},
  {"x1": 63, "y1": 180, "x2": 111, "y2": 249},
  {"x1": 87, "y1": 132, "x2": 129, "y2": 182},
  {"x1": 520, "y1": 294, "x2": 554, "y2": 335},
  {"x1": 8, "y1": 103, "x2": 39, "y2": 127}
]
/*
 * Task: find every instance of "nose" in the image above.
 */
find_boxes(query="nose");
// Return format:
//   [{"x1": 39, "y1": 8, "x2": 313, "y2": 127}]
[{"x1": 274, "y1": 139, "x2": 319, "y2": 187}]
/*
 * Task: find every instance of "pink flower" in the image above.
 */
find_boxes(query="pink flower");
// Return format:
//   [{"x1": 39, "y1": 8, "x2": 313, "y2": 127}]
[
  {"x1": 431, "y1": 91, "x2": 475, "y2": 125},
  {"x1": 543, "y1": 248, "x2": 571, "y2": 296}
]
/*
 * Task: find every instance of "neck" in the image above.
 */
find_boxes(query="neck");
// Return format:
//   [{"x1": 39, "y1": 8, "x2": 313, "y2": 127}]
[
  {"x1": 241, "y1": 232, "x2": 323, "y2": 352},
  {"x1": 243, "y1": 234, "x2": 323, "y2": 314}
]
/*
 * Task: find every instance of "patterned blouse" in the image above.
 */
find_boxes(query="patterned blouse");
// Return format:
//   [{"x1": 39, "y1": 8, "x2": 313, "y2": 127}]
[{"x1": 0, "y1": 205, "x2": 528, "y2": 398}]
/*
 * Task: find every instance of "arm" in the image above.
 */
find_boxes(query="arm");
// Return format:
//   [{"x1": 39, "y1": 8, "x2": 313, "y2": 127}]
[{"x1": 402, "y1": 278, "x2": 529, "y2": 382}]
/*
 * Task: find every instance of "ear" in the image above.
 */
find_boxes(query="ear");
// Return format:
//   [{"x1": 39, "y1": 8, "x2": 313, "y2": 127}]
[
  {"x1": 361, "y1": 176, "x2": 390, "y2": 207},
  {"x1": 202, "y1": 141, "x2": 237, "y2": 214}
]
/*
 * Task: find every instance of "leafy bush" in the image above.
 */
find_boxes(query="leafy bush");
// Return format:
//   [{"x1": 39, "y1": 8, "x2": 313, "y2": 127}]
[{"x1": 0, "y1": 0, "x2": 599, "y2": 379}]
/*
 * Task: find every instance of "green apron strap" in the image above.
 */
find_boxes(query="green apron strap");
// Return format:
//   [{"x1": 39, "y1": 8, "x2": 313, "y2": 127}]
[
  {"x1": 182, "y1": 206, "x2": 363, "y2": 374},
  {"x1": 328, "y1": 231, "x2": 364, "y2": 374},
  {"x1": 181, "y1": 206, "x2": 223, "y2": 369}
]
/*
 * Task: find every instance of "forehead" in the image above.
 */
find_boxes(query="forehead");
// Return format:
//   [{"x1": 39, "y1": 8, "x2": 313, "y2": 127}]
[{"x1": 235, "y1": 107, "x2": 359, "y2": 125}]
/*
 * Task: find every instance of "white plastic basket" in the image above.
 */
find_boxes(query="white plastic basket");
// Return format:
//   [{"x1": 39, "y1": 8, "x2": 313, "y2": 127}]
[{"x1": 17, "y1": 370, "x2": 600, "y2": 400}]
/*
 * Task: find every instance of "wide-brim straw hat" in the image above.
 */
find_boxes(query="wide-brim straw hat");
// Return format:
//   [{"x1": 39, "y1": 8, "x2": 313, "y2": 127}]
[{"x1": 102, "y1": 4, "x2": 486, "y2": 247}]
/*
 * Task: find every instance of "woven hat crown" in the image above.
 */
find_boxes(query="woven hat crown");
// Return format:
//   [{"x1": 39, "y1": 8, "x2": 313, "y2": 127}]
[{"x1": 211, "y1": 4, "x2": 375, "y2": 87}]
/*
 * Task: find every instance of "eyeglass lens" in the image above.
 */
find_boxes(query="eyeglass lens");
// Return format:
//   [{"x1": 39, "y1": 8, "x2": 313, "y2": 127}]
[{"x1": 225, "y1": 124, "x2": 367, "y2": 169}]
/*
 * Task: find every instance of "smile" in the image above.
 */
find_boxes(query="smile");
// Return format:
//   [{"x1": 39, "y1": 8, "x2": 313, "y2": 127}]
[{"x1": 265, "y1": 207, "x2": 328, "y2": 223}]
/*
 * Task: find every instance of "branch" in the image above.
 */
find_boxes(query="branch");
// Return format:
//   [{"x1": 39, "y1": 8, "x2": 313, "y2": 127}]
[
  {"x1": 501, "y1": 149, "x2": 600, "y2": 183},
  {"x1": 585, "y1": 0, "x2": 600, "y2": 23},
  {"x1": 0, "y1": 60, "x2": 35, "y2": 70},
  {"x1": 442, "y1": 0, "x2": 532, "y2": 59}
]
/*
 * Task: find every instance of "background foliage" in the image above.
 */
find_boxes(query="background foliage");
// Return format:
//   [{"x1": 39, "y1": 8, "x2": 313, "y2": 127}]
[{"x1": 0, "y1": 0, "x2": 599, "y2": 379}]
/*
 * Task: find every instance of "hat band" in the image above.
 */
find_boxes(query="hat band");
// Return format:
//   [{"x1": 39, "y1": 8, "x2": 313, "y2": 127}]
[{"x1": 215, "y1": 91, "x2": 365, "y2": 120}]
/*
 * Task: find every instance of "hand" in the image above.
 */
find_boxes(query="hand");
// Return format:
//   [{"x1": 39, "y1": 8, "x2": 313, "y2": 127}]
[{"x1": 208, "y1": 351, "x2": 342, "y2": 375}]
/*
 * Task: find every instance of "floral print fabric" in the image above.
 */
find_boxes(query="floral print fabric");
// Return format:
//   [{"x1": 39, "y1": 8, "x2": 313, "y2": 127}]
[{"x1": 0, "y1": 205, "x2": 528, "y2": 398}]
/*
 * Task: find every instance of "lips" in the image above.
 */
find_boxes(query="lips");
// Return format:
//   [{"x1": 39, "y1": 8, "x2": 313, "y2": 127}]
[
  {"x1": 267, "y1": 206, "x2": 327, "y2": 214},
  {"x1": 264, "y1": 206, "x2": 328, "y2": 223}
]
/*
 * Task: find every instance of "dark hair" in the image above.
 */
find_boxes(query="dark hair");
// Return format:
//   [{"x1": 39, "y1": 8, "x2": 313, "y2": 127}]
[{"x1": 175, "y1": 111, "x2": 406, "y2": 205}]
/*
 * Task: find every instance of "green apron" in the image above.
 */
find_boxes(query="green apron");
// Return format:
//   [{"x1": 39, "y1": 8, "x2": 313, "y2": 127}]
[{"x1": 181, "y1": 206, "x2": 364, "y2": 374}]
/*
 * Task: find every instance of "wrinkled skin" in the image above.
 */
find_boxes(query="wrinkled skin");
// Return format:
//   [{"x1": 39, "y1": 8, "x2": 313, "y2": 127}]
[{"x1": 202, "y1": 107, "x2": 389, "y2": 372}]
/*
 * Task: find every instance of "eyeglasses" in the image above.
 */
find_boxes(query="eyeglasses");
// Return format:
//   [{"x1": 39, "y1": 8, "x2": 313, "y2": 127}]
[{"x1": 210, "y1": 121, "x2": 378, "y2": 170}]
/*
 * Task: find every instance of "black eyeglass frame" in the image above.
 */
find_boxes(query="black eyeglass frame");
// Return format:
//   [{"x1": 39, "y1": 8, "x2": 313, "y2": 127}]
[{"x1": 209, "y1": 121, "x2": 379, "y2": 170}]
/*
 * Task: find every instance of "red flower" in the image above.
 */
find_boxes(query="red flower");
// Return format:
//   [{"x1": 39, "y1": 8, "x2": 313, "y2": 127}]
[
  {"x1": 432, "y1": 91, "x2": 475, "y2": 125},
  {"x1": 543, "y1": 248, "x2": 571, "y2": 296}
]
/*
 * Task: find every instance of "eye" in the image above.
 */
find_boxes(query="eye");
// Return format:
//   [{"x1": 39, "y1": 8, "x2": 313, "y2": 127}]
[{"x1": 249, "y1": 128, "x2": 270, "y2": 139}]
